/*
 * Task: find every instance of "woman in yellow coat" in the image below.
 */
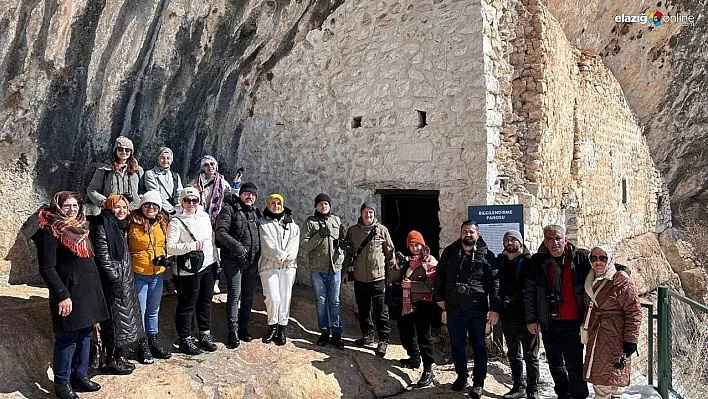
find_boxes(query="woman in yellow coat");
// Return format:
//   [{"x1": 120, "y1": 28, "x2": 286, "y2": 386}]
[{"x1": 128, "y1": 191, "x2": 172, "y2": 364}]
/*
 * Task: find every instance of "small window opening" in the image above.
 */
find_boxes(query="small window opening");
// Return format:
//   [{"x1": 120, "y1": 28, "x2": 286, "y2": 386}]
[
  {"x1": 621, "y1": 179, "x2": 628, "y2": 205},
  {"x1": 417, "y1": 110, "x2": 427, "y2": 128},
  {"x1": 351, "y1": 116, "x2": 362, "y2": 128}
]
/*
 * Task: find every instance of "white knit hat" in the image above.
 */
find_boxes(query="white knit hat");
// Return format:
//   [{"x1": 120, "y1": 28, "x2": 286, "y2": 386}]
[
  {"x1": 139, "y1": 190, "x2": 163, "y2": 211},
  {"x1": 179, "y1": 187, "x2": 200, "y2": 204}
]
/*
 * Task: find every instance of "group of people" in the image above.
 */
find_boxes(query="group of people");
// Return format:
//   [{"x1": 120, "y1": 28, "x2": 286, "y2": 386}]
[{"x1": 33, "y1": 136, "x2": 642, "y2": 399}]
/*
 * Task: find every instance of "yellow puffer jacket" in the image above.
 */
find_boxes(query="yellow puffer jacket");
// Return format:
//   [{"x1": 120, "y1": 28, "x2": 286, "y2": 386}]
[{"x1": 128, "y1": 212, "x2": 168, "y2": 276}]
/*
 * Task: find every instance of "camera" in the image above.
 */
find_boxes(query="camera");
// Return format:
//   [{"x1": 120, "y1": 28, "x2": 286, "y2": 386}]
[
  {"x1": 153, "y1": 255, "x2": 172, "y2": 267},
  {"x1": 614, "y1": 356, "x2": 626, "y2": 370},
  {"x1": 395, "y1": 251, "x2": 410, "y2": 266},
  {"x1": 318, "y1": 225, "x2": 331, "y2": 238},
  {"x1": 456, "y1": 282, "x2": 473, "y2": 296},
  {"x1": 547, "y1": 293, "x2": 561, "y2": 318}
]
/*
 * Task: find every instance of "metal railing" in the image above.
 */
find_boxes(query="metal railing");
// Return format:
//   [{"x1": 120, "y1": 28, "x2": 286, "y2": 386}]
[{"x1": 656, "y1": 286, "x2": 708, "y2": 399}]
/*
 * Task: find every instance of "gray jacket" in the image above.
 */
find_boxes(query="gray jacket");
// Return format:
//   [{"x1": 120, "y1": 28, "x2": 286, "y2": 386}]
[
  {"x1": 86, "y1": 164, "x2": 144, "y2": 215},
  {"x1": 300, "y1": 213, "x2": 344, "y2": 273},
  {"x1": 143, "y1": 166, "x2": 183, "y2": 213}
]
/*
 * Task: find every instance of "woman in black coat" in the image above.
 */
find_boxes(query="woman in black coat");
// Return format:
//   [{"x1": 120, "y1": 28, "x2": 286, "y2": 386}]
[
  {"x1": 32, "y1": 191, "x2": 109, "y2": 399},
  {"x1": 90, "y1": 194, "x2": 144, "y2": 375}
]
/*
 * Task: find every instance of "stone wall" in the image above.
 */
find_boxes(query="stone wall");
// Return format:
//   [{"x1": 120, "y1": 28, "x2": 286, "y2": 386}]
[
  {"x1": 486, "y1": 0, "x2": 663, "y2": 251},
  {"x1": 239, "y1": 0, "x2": 488, "y2": 254}
]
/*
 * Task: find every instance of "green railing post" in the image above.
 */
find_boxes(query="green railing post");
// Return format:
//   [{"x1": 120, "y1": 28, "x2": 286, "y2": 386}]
[
  {"x1": 657, "y1": 286, "x2": 670, "y2": 399},
  {"x1": 646, "y1": 304, "x2": 654, "y2": 386}
]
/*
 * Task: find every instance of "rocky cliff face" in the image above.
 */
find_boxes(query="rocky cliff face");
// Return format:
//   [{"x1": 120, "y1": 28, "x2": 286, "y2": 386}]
[
  {"x1": 542, "y1": 0, "x2": 708, "y2": 219},
  {"x1": 0, "y1": 0, "x2": 342, "y2": 283}
]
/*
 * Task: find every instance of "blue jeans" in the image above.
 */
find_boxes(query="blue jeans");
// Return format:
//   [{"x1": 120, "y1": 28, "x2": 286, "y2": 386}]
[
  {"x1": 447, "y1": 312, "x2": 488, "y2": 386},
  {"x1": 134, "y1": 273, "x2": 163, "y2": 335},
  {"x1": 310, "y1": 270, "x2": 342, "y2": 333},
  {"x1": 53, "y1": 326, "x2": 93, "y2": 384}
]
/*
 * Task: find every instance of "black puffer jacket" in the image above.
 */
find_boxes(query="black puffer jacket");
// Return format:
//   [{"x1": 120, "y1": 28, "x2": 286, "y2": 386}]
[
  {"x1": 91, "y1": 220, "x2": 145, "y2": 348},
  {"x1": 434, "y1": 237, "x2": 500, "y2": 317},
  {"x1": 496, "y1": 247, "x2": 532, "y2": 322},
  {"x1": 215, "y1": 194, "x2": 262, "y2": 268}
]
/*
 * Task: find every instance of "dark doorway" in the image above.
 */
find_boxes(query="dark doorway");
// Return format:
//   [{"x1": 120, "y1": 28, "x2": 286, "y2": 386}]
[{"x1": 378, "y1": 190, "x2": 441, "y2": 258}]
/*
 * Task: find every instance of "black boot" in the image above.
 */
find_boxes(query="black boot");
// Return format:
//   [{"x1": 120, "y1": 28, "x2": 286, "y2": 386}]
[
  {"x1": 399, "y1": 356, "x2": 421, "y2": 369},
  {"x1": 317, "y1": 330, "x2": 330, "y2": 346},
  {"x1": 262, "y1": 324, "x2": 278, "y2": 344},
  {"x1": 53, "y1": 382, "x2": 79, "y2": 399},
  {"x1": 198, "y1": 331, "x2": 217, "y2": 352},
  {"x1": 101, "y1": 347, "x2": 133, "y2": 375},
  {"x1": 70, "y1": 375, "x2": 101, "y2": 392},
  {"x1": 238, "y1": 327, "x2": 253, "y2": 343},
  {"x1": 137, "y1": 337, "x2": 154, "y2": 364},
  {"x1": 331, "y1": 332, "x2": 345, "y2": 349},
  {"x1": 417, "y1": 364, "x2": 434, "y2": 388},
  {"x1": 274, "y1": 324, "x2": 287, "y2": 346},
  {"x1": 502, "y1": 384, "x2": 527, "y2": 399},
  {"x1": 114, "y1": 346, "x2": 135, "y2": 372},
  {"x1": 228, "y1": 331, "x2": 240, "y2": 349},
  {"x1": 179, "y1": 336, "x2": 204, "y2": 355},
  {"x1": 148, "y1": 333, "x2": 172, "y2": 359}
]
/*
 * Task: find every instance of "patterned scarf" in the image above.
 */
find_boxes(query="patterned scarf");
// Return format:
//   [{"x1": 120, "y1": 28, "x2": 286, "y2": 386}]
[
  {"x1": 402, "y1": 245, "x2": 436, "y2": 315},
  {"x1": 195, "y1": 172, "x2": 224, "y2": 226},
  {"x1": 38, "y1": 191, "x2": 94, "y2": 258}
]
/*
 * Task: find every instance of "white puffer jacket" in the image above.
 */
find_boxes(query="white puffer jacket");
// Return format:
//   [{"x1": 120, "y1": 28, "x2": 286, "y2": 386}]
[
  {"x1": 167, "y1": 206, "x2": 216, "y2": 276},
  {"x1": 258, "y1": 209, "x2": 300, "y2": 273}
]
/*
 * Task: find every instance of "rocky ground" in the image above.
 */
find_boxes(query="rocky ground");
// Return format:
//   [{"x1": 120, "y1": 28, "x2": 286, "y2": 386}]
[{"x1": 0, "y1": 283, "x2": 522, "y2": 399}]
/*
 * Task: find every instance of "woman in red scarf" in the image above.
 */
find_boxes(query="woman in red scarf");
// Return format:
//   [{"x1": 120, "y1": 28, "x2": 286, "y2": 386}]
[
  {"x1": 390, "y1": 230, "x2": 438, "y2": 388},
  {"x1": 32, "y1": 191, "x2": 109, "y2": 399}
]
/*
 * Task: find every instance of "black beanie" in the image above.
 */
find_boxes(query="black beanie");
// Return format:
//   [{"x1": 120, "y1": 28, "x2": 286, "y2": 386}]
[
  {"x1": 360, "y1": 201, "x2": 376, "y2": 213},
  {"x1": 240, "y1": 182, "x2": 258, "y2": 195},
  {"x1": 314, "y1": 193, "x2": 332, "y2": 207}
]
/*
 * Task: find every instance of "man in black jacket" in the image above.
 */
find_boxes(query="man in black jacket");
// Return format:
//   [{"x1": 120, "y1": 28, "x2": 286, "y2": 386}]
[
  {"x1": 215, "y1": 182, "x2": 262, "y2": 348},
  {"x1": 524, "y1": 225, "x2": 629, "y2": 399},
  {"x1": 497, "y1": 230, "x2": 538, "y2": 399},
  {"x1": 435, "y1": 221, "x2": 500, "y2": 399}
]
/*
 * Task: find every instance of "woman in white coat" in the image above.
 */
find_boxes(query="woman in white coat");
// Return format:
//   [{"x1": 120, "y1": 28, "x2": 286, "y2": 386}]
[
  {"x1": 167, "y1": 187, "x2": 218, "y2": 356},
  {"x1": 259, "y1": 193, "x2": 300, "y2": 346}
]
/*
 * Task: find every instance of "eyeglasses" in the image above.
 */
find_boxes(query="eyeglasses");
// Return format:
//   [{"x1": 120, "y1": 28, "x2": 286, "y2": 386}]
[
  {"x1": 116, "y1": 147, "x2": 132, "y2": 153},
  {"x1": 182, "y1": 198, "x2": 199, "y2": 205},
  {"x1": 589, "y1": 255, "x2": 609, "y2": 262},
  {"x1": 204, "y1": 162, "x2": 216, "y2": 167},
  {"x1": 142, "y1": 203, "x2": 159, "y2": 209}
]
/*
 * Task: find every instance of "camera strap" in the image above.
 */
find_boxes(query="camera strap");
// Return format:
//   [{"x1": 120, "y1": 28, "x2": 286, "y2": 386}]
[{"x1": 352, "y1": 226, "x2": 377, "y2": 262}]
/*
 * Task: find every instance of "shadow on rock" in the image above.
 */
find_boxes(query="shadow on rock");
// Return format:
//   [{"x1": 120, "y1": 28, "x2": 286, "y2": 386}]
[
  {"x1": 0, "y1": 295, "x2": 55, "y2": 398},
  {"x1": 5, "y1": 211, "x2": 45, "y2": 287}
]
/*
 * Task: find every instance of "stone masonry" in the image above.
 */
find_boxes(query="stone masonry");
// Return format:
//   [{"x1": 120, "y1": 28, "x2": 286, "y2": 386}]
[{"x1": 240, "y1": 0, "x2": 666, "y2": 278}]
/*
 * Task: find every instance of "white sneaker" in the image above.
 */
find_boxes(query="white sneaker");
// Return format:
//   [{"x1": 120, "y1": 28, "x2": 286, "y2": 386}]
[{"x1": 213, "y1": 280, "x2": 221, "y2": 294}]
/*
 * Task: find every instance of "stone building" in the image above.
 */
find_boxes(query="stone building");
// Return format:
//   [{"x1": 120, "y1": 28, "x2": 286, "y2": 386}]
[{"x1": 238, "y1": 0, "x2": 664, "y2": 261}]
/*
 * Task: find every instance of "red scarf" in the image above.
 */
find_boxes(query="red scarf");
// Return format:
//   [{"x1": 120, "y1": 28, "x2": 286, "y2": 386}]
[
  {"x1": 402, "y1": 246, "x2": 437, "y2": 315},
  {"x1": 38, "y1": 193, "x2": 94, "y2": 258}
]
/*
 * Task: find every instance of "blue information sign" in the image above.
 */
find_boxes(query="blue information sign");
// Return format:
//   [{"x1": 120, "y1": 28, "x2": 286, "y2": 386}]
[{"x1": 467, "y1": 205, "x2": 525, "y2": 255}]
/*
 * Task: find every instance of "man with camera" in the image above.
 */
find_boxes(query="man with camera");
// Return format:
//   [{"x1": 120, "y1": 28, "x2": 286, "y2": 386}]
[
  {"x1": 342, "y1": 201, "x2": 395, "y2": 357},
  {"x1": 434, "y1": 220, "x2": 499, "y2": 399},
  {"x1": 301, "y1": 193, "x2": 346, "y2": 349},
  {"x1": 497, "y1": 230, "x2": 539, "y2": 399},
  {"x1": 215, "y1": 182, "x2": 262, "y2": 348},
  {"x1": 524, "y1": 225, "x2": 630, "y2": 399}
]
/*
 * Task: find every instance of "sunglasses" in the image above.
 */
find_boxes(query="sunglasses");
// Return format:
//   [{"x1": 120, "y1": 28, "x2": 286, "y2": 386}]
[
  {"x1": 204, "y1": 162, "x2": 216, "y2": 167},
  {"x1": 590, "y1": 255, "x2": 609, "y2": 262},
  {"x1": 116, "y1": 147, "x2": 132, "y2": 153},
  {"x1": 182, "y1": 198, "x2": 199, "y2": 205},
  {"x1": 142, "y1": 203, "x2": 159, "y2": 209}
]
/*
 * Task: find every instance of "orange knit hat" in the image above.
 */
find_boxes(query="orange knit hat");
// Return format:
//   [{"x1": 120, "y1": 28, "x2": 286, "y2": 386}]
[{"x1": 407, "y1": 230, "x2": 425, "y2": 247}]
